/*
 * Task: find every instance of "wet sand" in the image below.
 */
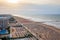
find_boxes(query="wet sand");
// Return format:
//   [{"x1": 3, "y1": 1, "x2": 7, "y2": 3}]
[{"x1": 14, "y1": 16, "x2": 60, "y2": 40}]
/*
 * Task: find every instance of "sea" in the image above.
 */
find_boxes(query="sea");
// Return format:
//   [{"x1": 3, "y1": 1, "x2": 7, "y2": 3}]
[{"x1": 14, "y1": 14, "x2": 60, "y2": 29}]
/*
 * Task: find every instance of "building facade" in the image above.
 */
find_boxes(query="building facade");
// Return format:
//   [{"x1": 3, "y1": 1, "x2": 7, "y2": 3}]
[{"x1": 0, "y1": 17, "x2": 9, "y2": 29}]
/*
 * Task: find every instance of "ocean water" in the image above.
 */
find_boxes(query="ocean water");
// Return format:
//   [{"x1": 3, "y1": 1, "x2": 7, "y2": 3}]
[
  {"x1": 14, "y1": 14, "x2": 60, "y2": 29},
  {"x1": 31, "y1": 14, "x2": 60, "y2": 29}
]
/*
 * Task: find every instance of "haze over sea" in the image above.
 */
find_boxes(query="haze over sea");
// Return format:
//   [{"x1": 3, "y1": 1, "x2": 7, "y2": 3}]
[{"x1": 0, "y1": 3, "x2": 60, "y2": 29}]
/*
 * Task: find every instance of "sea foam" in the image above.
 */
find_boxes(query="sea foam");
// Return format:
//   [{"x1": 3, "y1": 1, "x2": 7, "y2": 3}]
[{"x1": 13, "y1": 14, "x2": 60, "y2": 29}]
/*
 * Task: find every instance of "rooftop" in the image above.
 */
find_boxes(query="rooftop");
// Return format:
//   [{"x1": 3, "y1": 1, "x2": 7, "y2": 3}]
[{"x1": 0, "y1": 14, "x2": 13, "y2": 19}]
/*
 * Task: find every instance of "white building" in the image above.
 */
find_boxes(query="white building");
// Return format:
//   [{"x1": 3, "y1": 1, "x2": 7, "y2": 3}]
[{"x1": 0, "y1": 17, "x2": 9, "y2": 28}]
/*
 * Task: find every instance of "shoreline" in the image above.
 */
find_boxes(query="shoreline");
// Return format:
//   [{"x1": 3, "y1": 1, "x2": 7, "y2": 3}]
[
  {"x1": 13, "y1": 14, "x2": 60, "y2": 29},
  {"x1": 14, "y1": 15, "x2": 60, "y2": 30},
  {"x1": 13, "y1": 16, "x2": 60, "y2": 40}
]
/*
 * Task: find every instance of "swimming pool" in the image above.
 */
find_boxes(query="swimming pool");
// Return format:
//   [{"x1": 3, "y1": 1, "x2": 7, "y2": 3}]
[{"x1": 0, "y1": 29, "x2": 8, "y2": 35}]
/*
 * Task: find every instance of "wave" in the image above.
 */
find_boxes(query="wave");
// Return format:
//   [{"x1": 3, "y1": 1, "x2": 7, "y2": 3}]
[
  {"x1": 13, "y1": 14, "x2": 53, "y2": 22},
  {"x1": 13, "y1": 14, "x2": 60, "y2": 29}
]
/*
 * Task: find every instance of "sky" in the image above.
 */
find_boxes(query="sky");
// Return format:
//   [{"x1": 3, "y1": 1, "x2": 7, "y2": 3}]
[
  {"x1": 24, "y1": 0, "x2": 60, "y2": 5},
  {"x1": 0, "y1": 0, "x2": 60, "y2": 15},
  {"x1": 0, "y1": 0, "x2": 60, "y2": 5}
]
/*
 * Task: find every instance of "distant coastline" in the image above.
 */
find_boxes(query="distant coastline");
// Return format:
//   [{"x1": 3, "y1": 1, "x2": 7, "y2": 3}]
[
  {"x1": 13, "y1": 15, "x2": 60, "y2": 40},
  {"x1": 13, "y1": 14, "x2": 60, "y2": 29}
]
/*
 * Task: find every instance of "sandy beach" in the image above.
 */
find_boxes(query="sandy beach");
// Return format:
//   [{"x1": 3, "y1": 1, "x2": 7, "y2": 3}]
[{"x1": 13, "y1": 16, "x2": 60, "y2": 40}]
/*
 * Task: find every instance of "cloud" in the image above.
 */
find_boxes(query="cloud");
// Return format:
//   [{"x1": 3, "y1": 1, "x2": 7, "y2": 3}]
[
  {"x1": 24, "y1": 0, "x2": 60, "y2": 5},
  {"x1": 0, "y1": 0, "x2": 60, "y2": 5}
]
